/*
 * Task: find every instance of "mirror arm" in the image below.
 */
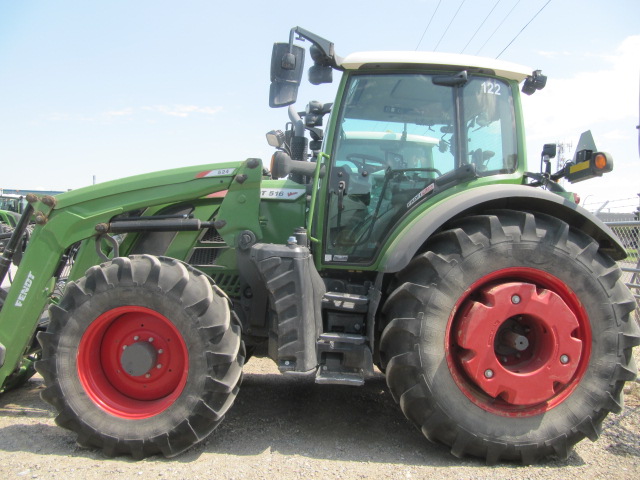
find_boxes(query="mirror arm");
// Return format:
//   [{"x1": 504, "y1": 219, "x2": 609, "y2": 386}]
[{"x1": 290, "y1": 27, "x2": 343, "y2": 68}]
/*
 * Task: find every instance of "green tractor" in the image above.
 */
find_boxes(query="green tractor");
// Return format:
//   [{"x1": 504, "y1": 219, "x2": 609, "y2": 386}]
[
  {"x1": 0, "y1": 28, "x2": 637, "y2": 463},
  {"x1": 0, "y1": 210, "x2": 19, "y2": 252},
  {"x1": 0, "y1": 193, "x2": 29, "y2": 216},
  {"x1": 0, "y1": 193, "x2": 30, "y2": 252},
  {"x1": 0, "y1": 195, "x2": 26, "y2": 251}
]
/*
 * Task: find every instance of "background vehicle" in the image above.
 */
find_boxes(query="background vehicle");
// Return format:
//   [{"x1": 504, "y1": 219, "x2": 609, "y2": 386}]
[
  {"x1": 0, "y1": 28, "x2": 637, "y2": 464},
  {"x1": 0, "y1": 193, "x2": 28, "y2": 215},
  {"x1": 0, "y1": 210, "x2": 20, "y2": 228},
  {"x1": 0, "y1": 209, "x2": 27, "y2": 257}
]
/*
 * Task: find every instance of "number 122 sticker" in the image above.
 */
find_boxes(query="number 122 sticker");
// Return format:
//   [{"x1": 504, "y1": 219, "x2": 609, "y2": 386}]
[{"x1": 480, "y1": 81, "x2": 501, "y2": 95}]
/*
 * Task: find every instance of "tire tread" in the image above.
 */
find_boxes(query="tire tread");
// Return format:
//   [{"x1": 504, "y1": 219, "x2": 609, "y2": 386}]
[
  {"x1": 379, "y1": 210, "x2": 637, "y2": 463},
  {"x1": 35, "y1": 254, "x2": 244, "y2": 458}
]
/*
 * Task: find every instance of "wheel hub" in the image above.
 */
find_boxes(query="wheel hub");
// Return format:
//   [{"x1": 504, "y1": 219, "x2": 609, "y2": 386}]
[
  {"x1": 455, "y1": 281, "x2": 582, "y2": 406},
  {"x1": 120, "y1": 341, "x2": 158, "y2": 377}
]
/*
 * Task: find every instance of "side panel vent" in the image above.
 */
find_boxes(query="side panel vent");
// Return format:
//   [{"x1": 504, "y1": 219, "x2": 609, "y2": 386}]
[
  {"x1": 189, "y1": 247, "x2": 221, "y2": 266},
  {"x1": 201, "y1": 227, "x2": 225, "y2": 243}
]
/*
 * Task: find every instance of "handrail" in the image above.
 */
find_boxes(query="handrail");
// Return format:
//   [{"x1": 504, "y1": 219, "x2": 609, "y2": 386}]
[{"x1": 307, "y1": 152, "x2": 330, "y2": 244}]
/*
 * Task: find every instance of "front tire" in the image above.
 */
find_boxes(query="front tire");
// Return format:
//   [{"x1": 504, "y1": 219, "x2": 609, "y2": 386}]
[
  {"x1": 379, "y1": 210, "x2": 639, "y2": 463},
  {"x1": 37, "y1": 255, "x2": 244, "y2": 458}
]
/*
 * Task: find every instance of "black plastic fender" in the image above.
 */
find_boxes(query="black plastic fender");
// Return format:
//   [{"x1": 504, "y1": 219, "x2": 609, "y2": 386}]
[{"x1": 381, "y1": 184, "x2": 626, "y2": 273}]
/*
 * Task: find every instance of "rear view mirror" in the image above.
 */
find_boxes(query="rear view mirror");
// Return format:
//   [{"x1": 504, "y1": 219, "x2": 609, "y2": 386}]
[{"x1": 269, "y1": 43, "x2": 305, "y2": 107}]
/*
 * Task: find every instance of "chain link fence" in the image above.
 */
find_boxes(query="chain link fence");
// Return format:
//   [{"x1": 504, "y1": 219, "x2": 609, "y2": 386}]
[{"x1": 605, "y1": 221, "x2": 640, "y2": 321}]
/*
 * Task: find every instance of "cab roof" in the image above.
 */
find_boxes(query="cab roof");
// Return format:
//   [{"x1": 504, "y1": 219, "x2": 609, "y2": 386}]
[{"x1": 338, "y1": 51, "x2": 531, "y2": 83}]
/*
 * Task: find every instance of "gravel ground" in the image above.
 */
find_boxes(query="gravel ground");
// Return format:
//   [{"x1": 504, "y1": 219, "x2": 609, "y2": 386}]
[{"x1": 0, "y1": 352, "x2": 638, "y2": 480}]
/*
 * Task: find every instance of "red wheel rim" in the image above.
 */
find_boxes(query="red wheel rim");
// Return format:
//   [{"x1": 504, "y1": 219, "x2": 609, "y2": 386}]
[
  {"x1": 445, "y1": 268, "x2": 591, "y2": 417},
  {"x1": 77, "y1": 306, "x2": 189, "y2": 419}
]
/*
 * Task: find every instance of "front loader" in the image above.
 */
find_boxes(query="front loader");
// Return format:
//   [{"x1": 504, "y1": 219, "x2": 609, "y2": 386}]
[{"x1": 0, "y1": 27, "x2": 637, "y2": 463}]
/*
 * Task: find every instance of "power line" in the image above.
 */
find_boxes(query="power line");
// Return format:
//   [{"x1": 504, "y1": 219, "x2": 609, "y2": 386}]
[
  {"x1": 434, "y1": 0, "x2": 467, "y2": 52},
  {"x1": 496, "y1": 0, "x2": 553, "y2": 59},
  {"x1": 475, "y1": 0, "x2": 522, "y2": 56},
  {"x1": 460, "y1": 0, "x2": 502, "y2": 54},
  {"x1": 416, "y1": 0, "x2": 443, "y2": 50}
]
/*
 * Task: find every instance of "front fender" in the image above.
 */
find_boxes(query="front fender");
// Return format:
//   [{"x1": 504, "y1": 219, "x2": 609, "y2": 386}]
[{"x1": 380, "y1": 184, "x2": 626, "y2": 273}]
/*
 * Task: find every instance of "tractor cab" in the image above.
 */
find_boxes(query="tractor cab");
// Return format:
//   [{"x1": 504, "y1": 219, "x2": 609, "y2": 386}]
[
  {"x1": 269, "y1": 28, "x2": 534, "y2": 265},
  {"x1": 0, "y1": 194, "x2": 27, "y2": 215},
  {"x1": 323, "y1": 70, "x2": 520, "y2": 263}
]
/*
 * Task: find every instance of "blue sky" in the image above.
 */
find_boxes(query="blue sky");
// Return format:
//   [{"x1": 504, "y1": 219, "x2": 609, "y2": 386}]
[{"x1": 1, "y1": 0, "x2": 638, "y2": 212}]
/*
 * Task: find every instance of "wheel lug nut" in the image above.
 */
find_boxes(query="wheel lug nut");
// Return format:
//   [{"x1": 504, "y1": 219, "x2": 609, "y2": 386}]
[
  {"x1": 484, "y1": 369, "x2": 494, "y2": 379},
  {"x1": 122, "y1": 345, "x2": 127, "y2": 350},
  {"x1": 511, "y1": 295, "x2": 521, "y2": 304},
  {"x1": 145, "y1": 373, "x2": 151, "y2": 378},
  {"x1": 148, "y1": 337, "x2": 154, "y2": 343},
  {"x1": 133, "y1": 336, "x2": 139, "y2": 341},
  {"x1": 560, "y1": 354, "x2": 570, "y2": 364},
  {"x1": 156, "y1": 364, "x2": 162, "y2": 369},
  {"x1": 158, "y1": 349, "x2": 164, "y2": 354}
]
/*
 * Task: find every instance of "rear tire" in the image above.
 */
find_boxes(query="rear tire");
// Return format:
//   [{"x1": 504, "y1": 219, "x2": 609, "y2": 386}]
[
  {"x1": 379, "y1": 210, "x2": 639, "y2": 464},
  {"x1": 37, "y1": 255, "x2": 244, "y2": 458}
]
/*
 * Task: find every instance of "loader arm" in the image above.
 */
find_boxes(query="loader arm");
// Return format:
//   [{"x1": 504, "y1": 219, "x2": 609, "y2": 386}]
[{"x1": 0, "y1": 158, "x2": 262, "y2": 387}]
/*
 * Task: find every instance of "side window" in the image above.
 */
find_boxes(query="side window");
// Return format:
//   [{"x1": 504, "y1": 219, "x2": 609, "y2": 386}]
[{"x1": 464, "y1": 78, "x2": 517, "y2": 174}]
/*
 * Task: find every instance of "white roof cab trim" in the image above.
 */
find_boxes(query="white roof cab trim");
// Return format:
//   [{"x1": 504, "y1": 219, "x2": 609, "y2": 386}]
[{"x1": 338, "y1": 51, "x2": 531, "y2": 82}]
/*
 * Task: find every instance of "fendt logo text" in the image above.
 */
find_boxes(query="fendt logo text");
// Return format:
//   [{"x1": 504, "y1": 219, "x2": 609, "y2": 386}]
[{"x1": 14, "y1": 271, "x2": 35, "y2": 307}]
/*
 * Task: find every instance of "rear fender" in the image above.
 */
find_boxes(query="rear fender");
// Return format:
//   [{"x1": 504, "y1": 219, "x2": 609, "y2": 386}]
[{"x1": 380, "y1": 184, "x2": 626, "y2": 273}]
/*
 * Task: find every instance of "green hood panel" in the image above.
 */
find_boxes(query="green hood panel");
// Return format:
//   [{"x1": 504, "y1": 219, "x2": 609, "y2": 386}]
[{"x1": 55, "y1": 161, "x2": 243, "y2": 209}]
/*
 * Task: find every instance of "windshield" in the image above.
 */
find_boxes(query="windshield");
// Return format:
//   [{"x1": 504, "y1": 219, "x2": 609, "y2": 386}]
[{"x1": 324, "y1": 72, "x2": 517, "y2": 264}]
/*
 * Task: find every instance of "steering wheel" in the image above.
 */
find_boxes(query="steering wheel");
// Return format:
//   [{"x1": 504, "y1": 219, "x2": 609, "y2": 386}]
[{"x1": 346, "y1": 153, "x2": 386, "y2": 175}]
